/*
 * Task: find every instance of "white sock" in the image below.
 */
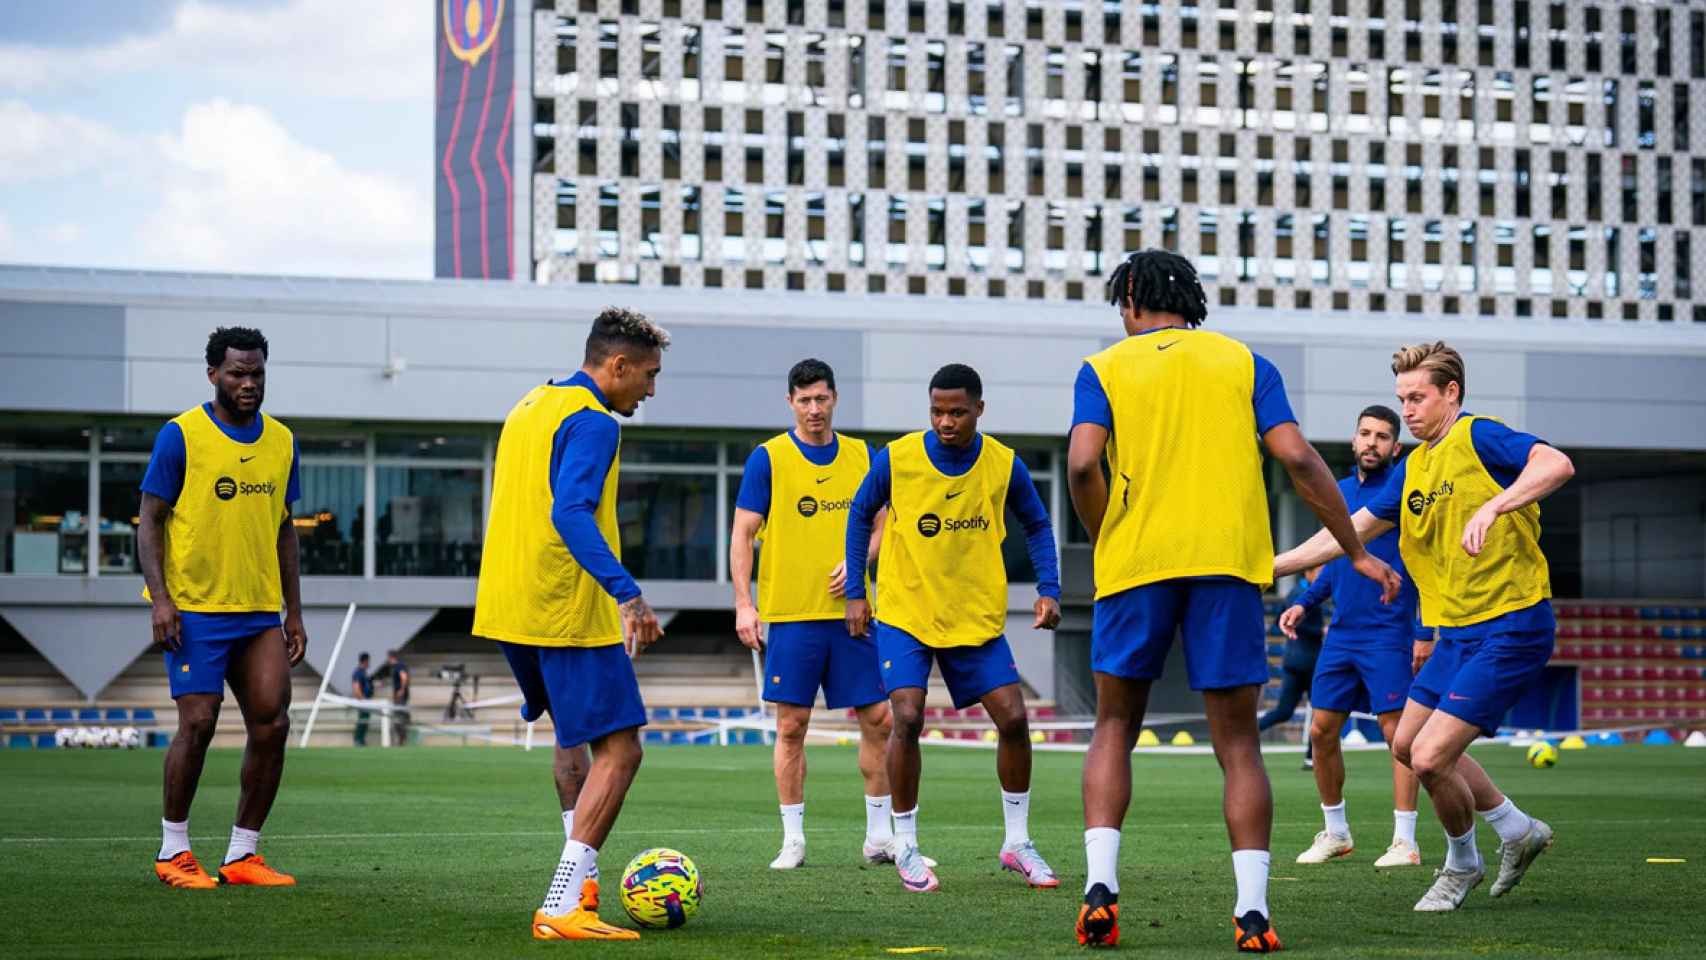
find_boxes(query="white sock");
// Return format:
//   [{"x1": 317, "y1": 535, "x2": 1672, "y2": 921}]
[
  {"x1": 865, "y1": 795, "x2": 894, "y2": 844},
  {"x1": 1445, "y1": 826, "x2": 1481, "y2": 871},
  {"x1": 1231, "y1": 849, "x2": 1271, "y2": 918},
  {"x1": 1393, "y1": 809, "x2": 1419, "y2": 846},
  {"x1": 893, "y1": 807, "x2": 919, "y2": 849},
  {"x1": 1000, "y1": 790, "x2": 1031, "y2": 848},
  {"x1": 224, "y1": 826, "x2": 259, "y2": 865},
  {"x1": 159, "y1": 818, "x2": 190, "y2": 860},
  {"x1": 542, "y1": 840, "x2": 598, "y2": 917},
  {"x1": 1480, "y1": 798, "x2": 1534, "y2": 844},
  {"x1": 1321, "y1": 800, "x2": 1350, "y2": 839},
  {"x1": 1084, "y1": 827, "x2": 1121, "y2": 895},
  {"x1": 780, "y1": 802, "x2": 805, "y2": 842},
  {"x1": 562, "y1": 808, "x2": 575, "y2": 840}
]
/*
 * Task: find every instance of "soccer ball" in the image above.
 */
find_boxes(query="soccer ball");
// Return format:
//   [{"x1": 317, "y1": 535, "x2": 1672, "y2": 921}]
[
  {"x1": 119, "y1": 727, "x2": 141, "y2": 749},
  {"x1": 618, "y1": 848, "x2": 702, "y2": 929},
  {"x1": 53, "y1": 727, "x2": 73, "y2": 748},
  {"x1": 1526, "y1": 742, "x2": 1559, "y2": 768}
]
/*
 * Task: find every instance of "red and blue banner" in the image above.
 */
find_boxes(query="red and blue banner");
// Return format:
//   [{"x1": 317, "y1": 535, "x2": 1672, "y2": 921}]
[{"x1": 436, "y1": 0, "x2": 517, "y2": 279}]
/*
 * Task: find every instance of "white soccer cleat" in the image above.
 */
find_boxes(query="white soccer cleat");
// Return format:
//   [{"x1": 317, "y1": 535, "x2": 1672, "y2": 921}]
[
  {"x1": 1374, "y1": 839, "x2": 1423, "y2": 868},
  {"x1": 768, "y1": 837, "x2": 807, "y2": 870},
  {"x1": 1489, "y1": 819, "x2": 1553, "y2": 897},
  {"x1": 894, "y1": 843, "x2": 939, "y2": 892},
  {"x1": 999, "y1": 840, "x2": 1059, "y2": 888},
  {"x1": 1413, "y1": 865, "x2": 1486, "y2": 912},
  {"x1": 1295, "y1": 830, "x2": 1355, "y2": 864},
  {"x1": 863, "y1": 837, "x2": 936, "y2": 868}
]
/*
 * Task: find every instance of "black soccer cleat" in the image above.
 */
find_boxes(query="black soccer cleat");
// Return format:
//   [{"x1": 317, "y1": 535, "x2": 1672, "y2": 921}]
[
  {"x1": 1233, "y1": 910, "x2": 1282, "y2": 953},
  {"x1": 1076, "y1": 882, "x2": 1119, "y2": 947}
]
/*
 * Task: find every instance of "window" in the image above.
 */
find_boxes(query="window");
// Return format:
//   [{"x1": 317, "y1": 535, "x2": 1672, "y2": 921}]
[
  {"x1": 374, "y1": 466, "x2": 482, "y2": 577},
  {"x1": 0, "y1": 458, "x2": 91, "y2": 574},
  {"x1": 618, "y1": 470, "x2": 717, "y2": 580}
]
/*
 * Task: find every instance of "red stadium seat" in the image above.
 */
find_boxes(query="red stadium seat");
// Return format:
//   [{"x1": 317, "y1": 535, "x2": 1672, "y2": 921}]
[
  {"x1": 1583, "y1": 666, "x2": 1606, "y2": 681},
  {"x1": 1583, "y1": 687, "x2": 1604, "y2": 702},
  {"x1": 1664, "y1": 666, "x2": 1686, "y2": 681},
  {"x1": 1641, "y1": 666, "x2": 1663, "y2": 681},
  {"x1": 1558, "y1": 624, "x2": 1581, "y2": 639},
  {"x1": 1689, "y1": 687, "x2": 1706, "y2": 703},
  {"x1": 1578, "y1": 643, "x2": 1602, "y2": 660}
]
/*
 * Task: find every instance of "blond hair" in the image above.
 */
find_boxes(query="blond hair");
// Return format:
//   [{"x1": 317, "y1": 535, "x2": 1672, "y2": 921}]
[{"x1": 1391, "y1": 341, "x2": 1465, "y2": 401}]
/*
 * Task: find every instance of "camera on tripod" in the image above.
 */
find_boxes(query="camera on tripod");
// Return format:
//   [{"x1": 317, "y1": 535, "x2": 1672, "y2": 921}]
[{"x1": 437, "y1": 663, "x2": 476, "y2": 721}]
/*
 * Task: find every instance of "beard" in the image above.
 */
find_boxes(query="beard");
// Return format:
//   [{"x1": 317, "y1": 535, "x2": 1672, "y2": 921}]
[{"x1": 216, "y1": 383, "x2": 262, "y2": 415}]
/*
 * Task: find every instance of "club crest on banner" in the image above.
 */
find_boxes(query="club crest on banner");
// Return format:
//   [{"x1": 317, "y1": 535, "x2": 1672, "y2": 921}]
[{"x1": 444, "y1": 0, "x2": 505, "y2": 66}]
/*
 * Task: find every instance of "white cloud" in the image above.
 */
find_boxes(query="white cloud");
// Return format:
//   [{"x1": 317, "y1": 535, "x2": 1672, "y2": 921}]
[
  {"x1": 134, "y1": 99, "x2": 429, "y2": 277},
  {"x1": 0, "y1": 0, "x2": 429, "y2": 101},
  {"x1": 0, "y1": 99, "x2": 127, "y2": 184}
]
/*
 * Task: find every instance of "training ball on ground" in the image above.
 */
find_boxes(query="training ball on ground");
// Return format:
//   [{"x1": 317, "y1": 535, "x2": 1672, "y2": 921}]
[
  {"x1": 1030, "y1": 730, "x2": 1046, "y2": 743},
  {"x1": 619, "y1": 848, "x2": 702, "y2": 929},
  {"x1": 926, "y1": 729, "x2": 944, "y2": 740},
  {"x1": 1526, "y1": 742, "x2": 1558, "y2": 768},
  {"x1": 120, "y1": 727, "x2": 141, "y2": 749},
  {"x1": 982, "y1": 729, "x2": 999, "y2": 743}
]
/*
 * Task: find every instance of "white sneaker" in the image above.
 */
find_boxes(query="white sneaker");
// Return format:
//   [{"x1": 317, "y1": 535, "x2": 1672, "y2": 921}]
[
  {"x1": 1489, "y1": 818, "x2": 1553, "y2": 897},
  {"x1": 1374, "y1": 838, "x2": 1423, "y2": 868},
  {"x1": 863, "y1": 837, "x2": 937, "y2": 868},
  {"x1": 1413, "y1": 865, "x2": 1486, "y2": 912},
  {"x1": 1295, "y1": 830, "x2": 1355, "y2": 864},
  {"x1": 769, "y1": 836, "x2": 806, "y2": 870}
]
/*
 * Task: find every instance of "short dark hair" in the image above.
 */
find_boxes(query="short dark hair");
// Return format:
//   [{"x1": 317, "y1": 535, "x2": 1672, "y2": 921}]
[
  {"x1": 584, "y1": 307, "x2": 671, "y2": 365},
  {"x1": 928, "y1": 363, "x2": 982, "y2": 401},
  {"x1": 205, "y1": 326, "x2": 269, "y2": 368},
  {"x1": 1357, "y1": 404, "x2": 1401, "y2": 434},
  {"x1": 787, "y1": 358, "x2": 836, "y2": 394},
  {"x1": 357, "y1": 652, "x2": 370, "y2": 663},
  {"x1": 1104, "y1": 250, "x2": 1209, "y2": 327}
]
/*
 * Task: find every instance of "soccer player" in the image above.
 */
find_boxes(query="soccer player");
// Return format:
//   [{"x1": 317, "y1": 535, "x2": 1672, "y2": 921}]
[
  {"x1": 1275, "y1": 341, "x2": 1571, "y2": 913},
  {"x1": 1256, "y1": 566, "x2": 1325, "y2": 771},
  {"x1": 1279, "y1": 405, "x2": 1432, "y2": 869},
  {"x1": 350, "y1": 652, "x2": 373, "y2": 747},
  {"x1": 1067, "y1": 251, "x2": 1398, "y2": 951},
  {"x1": 843, "y1": 363, "x2": 1063, "y2": 894},
  {"x1": 139, "y1": 326, "x2": 307, "y2": 889},
  {"x1": 474, "y1": 308, "x2": 670, "y2": 941},
  {"x1": 731, "y1": 358, "x2": 908, "y2": 870}
]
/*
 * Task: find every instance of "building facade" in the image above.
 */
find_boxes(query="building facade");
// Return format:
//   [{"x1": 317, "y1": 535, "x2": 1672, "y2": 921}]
[{"x1": 515, "y1": 0, "x2": 1706, "y2": 326}]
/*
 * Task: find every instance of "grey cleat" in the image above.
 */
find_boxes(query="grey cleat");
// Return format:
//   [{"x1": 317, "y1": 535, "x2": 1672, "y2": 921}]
[
  {"x1": 1413, "y1": 866, "x2": 1486, "y2": 912},
  {"x1": 1489, "y1": 818, "x2": 1553, "y2": 897}
]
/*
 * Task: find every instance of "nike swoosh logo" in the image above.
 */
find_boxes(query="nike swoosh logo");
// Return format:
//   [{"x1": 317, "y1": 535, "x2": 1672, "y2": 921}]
[
  {"x1": 816, "y1": 477, "x2": 831, "y2": 484},
  {"x1": 239, "y1": 456, "x2": 255, "y2": 463},
  {"x1": 945, "y1": 491, "x2": 964, "y2": 500},
  {"x1": 1447, "y1": 693, "x2": 1472, "y2": 701},
  {"x1": 1004, "y1": 799, "x2": 1022, "y2": 805},
  {"x1": 1157, "y1": 340, "x2": 1181, "y2": 351}
]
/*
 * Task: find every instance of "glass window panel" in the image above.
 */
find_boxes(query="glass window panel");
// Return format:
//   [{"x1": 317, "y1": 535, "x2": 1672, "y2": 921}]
[
  {"x1": 623, "y1": 438, "x2": 719, "y2": 464},
  {"x1": 617, "y1": 472, "x2": 717, "y2": 580},
  {"x1": 294, "y1": 464, "x2": 364, "y2": 576},
  {"x1": 376, "y1": 433, "x2": 485, "y2": 460},
  {"x1": 299, "y1": 435, "x2": 366, "y2": 457},
  {"x1": 97, "y1": 461, "x2": 144, "y2": 575},
  {"x1": 0, "y1": 460, "x2": 91, "y2": 574},
  {"x1": 375, "y1": 467, "x2": 483, "y2": 577},
  {"x1": 98, "y1": 422, "x2": 161, "y2": 454},
  {"x1": 0, "y1": 422, "x2": 89, "y2": 452}
]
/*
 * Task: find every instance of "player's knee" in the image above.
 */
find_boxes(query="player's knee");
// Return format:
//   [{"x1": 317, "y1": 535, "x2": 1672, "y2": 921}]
[
  {"x1": 1408, "y1": 743, "x2": 1448, "y2": 783},
  {"x1": 890, "y1": 703, "x2": 924, "y2": 740},
  {"x1": 178, "y1": 712, "x2": 218, "y2": 749},
  {"x1": 993, "y1": 711, "x2": 1028, "y2": 742},
  {"x1": 1308, "y1": 717, "x2": 1339, "y2": 747},
  {"x1": 776, "y1": 714, "x2": 810, "y2": 744},
  {"x1": 1390, "y1": 734, "x2": 1415, "y2": 769},
  {"x1": 249, "y1": 709, "x2": 290, "y2": 745}
]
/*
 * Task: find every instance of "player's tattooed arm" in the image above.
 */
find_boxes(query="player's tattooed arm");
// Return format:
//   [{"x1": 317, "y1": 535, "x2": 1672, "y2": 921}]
[
  {"x1": 138, "y1": 492, "x2": 181, "y2": 652},
  {"x1": 621, "y1": 595, "x2": 666, "y2": 654}
]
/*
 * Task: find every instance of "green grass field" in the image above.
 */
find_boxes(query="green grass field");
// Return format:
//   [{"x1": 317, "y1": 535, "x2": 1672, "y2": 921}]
[{"x1": 1, "y1": 742, "x2": 1701, "y2": 959}]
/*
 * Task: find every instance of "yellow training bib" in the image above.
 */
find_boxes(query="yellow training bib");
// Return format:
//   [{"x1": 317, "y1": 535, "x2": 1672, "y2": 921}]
[
  {"x1": 144, "y1": 407, "x2": 293, "y2": 613},
  {"x1": 475, "y1": 384, "x2": 624, "y2": 648},
  {"x1": 754, "y1": 432, "x2": 870, "y2": 622},
  {"x1": 875, "y1": 432, "x2": 1012, "y2": 648},
  {"x1": 1398, "y1": 415, "x2": 1550, "y2": 627},
  {"x1": 1084, "y1": 330, "x2": 1274, "y2": 599}
]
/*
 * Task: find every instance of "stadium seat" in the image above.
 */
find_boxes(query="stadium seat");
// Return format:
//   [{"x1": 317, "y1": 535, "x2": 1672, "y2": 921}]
[
  {"x1": 675, "y1": 708, "x2": 699, "y2": 720},
  {"x1": 1662, "y1": 626, "x2": 1683, "y2": 640},
  {"x1": 0, "y1": 709, "x2": 17, "y2": 723},
  {"x1": 641, "y1": 730, "x2": 665, "y2": 744},
  {"x1": 699, "y1": 707, "x2": 722, "y2": 719},
  {"x1": 35, "y1": 733, "x2": 54, "y2": 748},
  {"x1": 77, "y1": 708, "x2": 100, "y2": 723},
  {"x1": 740, "y1": 729, "x2": 764, "y2": 745},
  {"x1": 667, "y1": 731, "x2": 689, "y2": 745},
  {"x1": 50, "y1": 709, "x2": 72, "y2": 723},
  {"x1": 649, "y1": 707, "x2": 675, "y2": 721},
  {"x1": 1583, "y1": 687, "x2": 1604, "y2": 702},
  {"x1": 1641, "y1": 666, "x2": 1662, "y2": 681},
  {"x1": 133, "y1": 709, "x2": 156, "y2": 723},
  {"x1": 104, "y1": 708, "x2": 128, "y2": 722},
  {"x1": 23, "y1": 708, "x2": 46, "y2": 723},
  {"x1": 5, "y1": 733, "x2": 28, "y2": 749},
  {"x1": 1662, "y1": 607, "x2": 1682, "y2": 620}
]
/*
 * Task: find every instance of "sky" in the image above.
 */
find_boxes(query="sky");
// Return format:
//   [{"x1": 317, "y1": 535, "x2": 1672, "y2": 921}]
[{"x1": 0, "y1": 0, "x2": 434, "y2": 278}]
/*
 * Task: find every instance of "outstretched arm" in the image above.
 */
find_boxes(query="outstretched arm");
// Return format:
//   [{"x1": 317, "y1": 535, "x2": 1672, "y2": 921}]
[{"x1": 1265, "y1": 422, "x2": 1399, "y2": 599}]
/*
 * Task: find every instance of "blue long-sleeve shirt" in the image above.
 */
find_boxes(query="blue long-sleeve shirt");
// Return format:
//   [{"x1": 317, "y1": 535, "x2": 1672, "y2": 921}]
[
  {"x1": 1295, "y1": 462, "x2": 1429, "y2": 647},
  {"x1": 844, "y1": 432, "x2": 1060, "y2": 601},
  {"x1": 546, "y1": 371, "x2": 641, "y2": 604}
]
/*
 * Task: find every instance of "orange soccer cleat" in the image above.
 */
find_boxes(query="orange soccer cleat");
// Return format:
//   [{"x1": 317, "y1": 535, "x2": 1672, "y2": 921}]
[
  {"x1": 217, "y1": 853, "x2": 296, "y2": 887},
  {"x1": 531, "y1": 880, "x2": 640, "y2": 941},
  {"x1": 1233, "y1": 910, "x2": 1282, "y2": 953},
  {"x1": 154, "y1": 851, "x2": 217, "y2": 890},
  {"x1": 1075, "y1": 883, "x2": 1119, "y2": 947}
]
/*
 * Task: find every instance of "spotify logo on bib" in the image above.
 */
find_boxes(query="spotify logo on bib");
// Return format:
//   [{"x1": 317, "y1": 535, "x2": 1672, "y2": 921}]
[
  {"x1": 797, "y1": 495, "x2": 819, "y2": 517},
  {"x1": 917, "y1": 513, "x2": 942, "y2": 537},
  {"x1": 796, "y1": 495, "x2": 850, "y2": 518},
  {"x1": 214, "y1": 476, "x2": 238, "y2": 501}
]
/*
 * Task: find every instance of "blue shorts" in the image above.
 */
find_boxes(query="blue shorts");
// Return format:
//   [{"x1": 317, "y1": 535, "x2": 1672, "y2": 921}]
[
  {"x1": 164, "y1": 611, "x2": 281, "y2": 698},
  {"x1": 499, "y1": 642, "x2": 648, "y2": 748},
  {"x1": 1408, "y1": 628, "x2": 1555, "y2": 736},
  {"x1": 1091, "y1": 578, "x2": 1268, "y2": 691},
  {"x1": 875, "y1": 623, "x2": 1022, "y2": 710},
  {"x1": 1311, "y1": 632, "x2": 1415, "y2": 715},
  {"x1": 763, "y1": 619, "x2": 885, "y2": 710}
]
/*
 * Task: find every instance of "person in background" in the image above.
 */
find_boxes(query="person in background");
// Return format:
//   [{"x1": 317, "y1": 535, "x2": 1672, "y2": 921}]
[
  {"x1": 1258, "y1": 567, "x2": 1326, "y2": 770},
  {"x1": 350, "y1": 652, "x2": 374, "y2": 747},
  {"x1": 372, "y1": 650, "x2": 411, "y2": 746}
]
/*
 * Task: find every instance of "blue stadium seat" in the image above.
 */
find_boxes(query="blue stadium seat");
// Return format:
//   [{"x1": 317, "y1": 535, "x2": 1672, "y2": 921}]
[
  {"x1": 77, "y1": 708, "x2": 100, "y2": 723},
  {"x1": 1683, "y1": 645, "x2": 1701, "y2": 659},
  {"x1": 146, "y1": 731, "x2": 170, "y2": 749},
  {"x1": 1663, "y1": 626, "x2": 1682, "y2": 639},
  {"x1": 50, "y1": 709, "x2": 72, "y2": 723},
  {"x1": 1266, "y1": 643, "x2": 1285, "y2": 658},
  {"x1": 0, "y1": 709, "x2": 17, "y2": 723},
  {"x1": 675, "y1": 708, "x2": 699, "y2": 720},
  {"x1": 649, "y1": 707, "x2": 675, "y2": 721},
  {"x1": 667, "y1": 730, "x2": 690, "y2": 744},
  {"x1": 740, "y1": 729, "x2": 764, "y2": 745},
  {"x1": 1685, "y1": 607, "x2": 1705, "y2": 619},
  {"x1": 35, "y1": 733, "x2": 54, "y2": 748},
  {"x1": 133, "y1": 709, "x2": 156, "y2": 723},
  {"x1": 1268, "y1": 664, "x2": 1283, "y2": 679},
  {"x1": 1266, "y1": 622, "x2": 1282, "y2": 637},
  {"x1": 723, "y1": 707, "x2": 748, "y2": 718},
  {"x1": 641, "y1": 730, "x2": 666, "y2": 744},
  {"x1": 104, "y1": 708, "x2": 128, "y2": 722},
  {"x1": 1685, "y1": 627, "x2": 1706, "y2": 640},
  {"x1": 699, "y1": 707, "x2": 722, "y2": 719},
  {"x1": 7, "y1": 734, "x2": 30, "y2": 749},
  {"x1": 23, "y1": 708, "x2": 46, "y2": 723},
  {"x1": 1639, "y1": 607, "x2": 1661, "y2": 620}
]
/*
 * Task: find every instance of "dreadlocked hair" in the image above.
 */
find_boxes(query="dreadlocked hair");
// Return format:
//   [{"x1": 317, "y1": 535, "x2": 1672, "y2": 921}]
[{"x1": 1104, "y1": 250, "x2": 1209, "y2": 327}]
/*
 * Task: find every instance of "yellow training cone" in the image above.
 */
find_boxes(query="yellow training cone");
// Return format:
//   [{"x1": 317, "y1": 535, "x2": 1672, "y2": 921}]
[
  {"x1": 926, "y1": 729, "x2": 944, "y2": 740},
  {"x1": 1030, "y1": 730, "x2": 1046, "y2": 743},
  {"x1": 1170, "y1": 730, "x2": 1196, "y2": 746},
  {"x1": 1136, "y1": 729, "x2": 1161, "y2": 747},
  {"x1": 1559, "y1": 734, "x2": 1587, "y2": 750},
  {"x1": 983, "y1": 729, "x2": 999, "y2": 743}
]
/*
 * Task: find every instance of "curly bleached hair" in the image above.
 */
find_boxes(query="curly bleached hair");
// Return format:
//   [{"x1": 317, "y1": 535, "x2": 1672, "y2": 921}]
[{"x1": 584, "y1": 306, "x2": 671, "y2": 364}]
